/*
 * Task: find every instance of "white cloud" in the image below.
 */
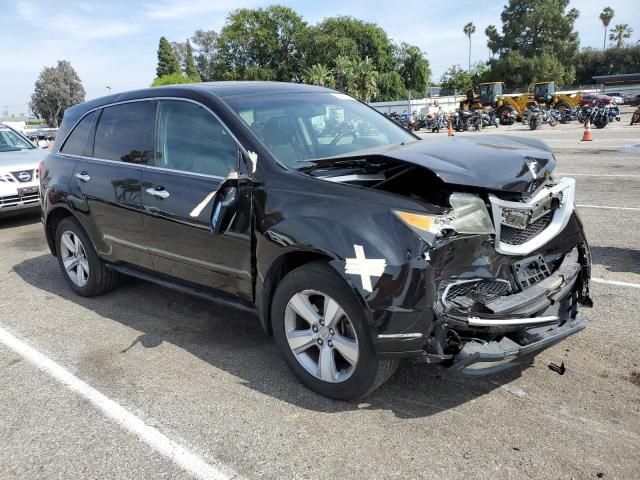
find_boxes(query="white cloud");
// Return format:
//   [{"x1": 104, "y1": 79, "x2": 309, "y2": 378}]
[
  {"x1": 144, "y1": 0, "x2": 260, "y2": 20},
  {"x1": 16, "y1": 0, "x2": 141, "y2": 41}
]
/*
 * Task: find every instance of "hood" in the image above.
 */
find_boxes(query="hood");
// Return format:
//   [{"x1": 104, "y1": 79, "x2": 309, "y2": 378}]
[
  {"x1": 315, "y1": 135, "x2": 556, "y2": 193},
  {"x1": 380, "y1": 135, "x2": 555, "y2": 192},
  {"x1": 0, "y1": 148, "x2": 48, "y2": 171}
]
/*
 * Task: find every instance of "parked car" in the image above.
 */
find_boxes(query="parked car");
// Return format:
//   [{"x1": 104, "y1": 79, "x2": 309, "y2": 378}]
[
  {"x1": 603, "y1": 92, "x2": 624, "y2": 104},
  {"x1": 0, "y1": 123, "x2": 47, "y2": 216},
  {"x1": 579, "y1": 94, "x2": 615, "y2": 107},
  {"x1": 41, "y1": 83, "x2": 592, "y2": 400}
]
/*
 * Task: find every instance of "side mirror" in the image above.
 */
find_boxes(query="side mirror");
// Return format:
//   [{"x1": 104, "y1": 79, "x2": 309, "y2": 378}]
[{"x1": 210, "y1": 172, "x2": 240, "y2": 235}]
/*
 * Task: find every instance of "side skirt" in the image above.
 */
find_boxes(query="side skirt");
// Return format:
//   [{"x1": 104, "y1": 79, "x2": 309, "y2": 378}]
[{"x1": 107, "y1": 264, "x2": 257, "y2": 315}]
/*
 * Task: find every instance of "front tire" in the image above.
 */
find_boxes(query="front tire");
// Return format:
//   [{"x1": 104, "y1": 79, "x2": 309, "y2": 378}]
[
  {"x1": 271, "y1": 262, "x2": 398, "y2": 400},
  {"x1": 55, "y1": 217, "x2": 119, "y2": 297}
]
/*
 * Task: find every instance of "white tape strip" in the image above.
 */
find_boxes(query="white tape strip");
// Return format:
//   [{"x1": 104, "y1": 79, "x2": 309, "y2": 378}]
[{"x1": 0, "y1": 325, "x2": 236, "y2": 480}]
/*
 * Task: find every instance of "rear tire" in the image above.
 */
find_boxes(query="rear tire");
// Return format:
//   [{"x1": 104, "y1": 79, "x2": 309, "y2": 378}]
[
  {"x1": 55, "y1": 217, "x2": 119, "y2": 297},
  {"x1": 271, "y1": 262, "x2": 398, "y2": 400},
  {"x1": 498, "y1": 106, "x2": 516, "y2": 125}
]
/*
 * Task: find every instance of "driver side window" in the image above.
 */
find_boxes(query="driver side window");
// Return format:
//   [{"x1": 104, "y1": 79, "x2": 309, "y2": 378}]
[{"x1": 155, "y1": 100, "x2": 237, "y2": 177}]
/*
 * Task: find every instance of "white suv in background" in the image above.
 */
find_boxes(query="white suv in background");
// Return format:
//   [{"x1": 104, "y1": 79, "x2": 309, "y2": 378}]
[{"x1": 0, "y1": 124, "x2": 48, "y2": 216}]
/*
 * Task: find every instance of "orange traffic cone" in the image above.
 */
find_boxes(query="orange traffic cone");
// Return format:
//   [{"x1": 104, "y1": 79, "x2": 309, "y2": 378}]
[
  {"x1": 581, "y1": 120, "x2": 593, "y2": 141},
  {"x1": 448, "y1": 120, "x2": 454, "y2": 137}
]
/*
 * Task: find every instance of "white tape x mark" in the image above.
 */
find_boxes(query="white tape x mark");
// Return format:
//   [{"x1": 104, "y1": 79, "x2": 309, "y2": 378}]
[{"x1": 345, "y1": 245, "x2": 387, "y2": 292}]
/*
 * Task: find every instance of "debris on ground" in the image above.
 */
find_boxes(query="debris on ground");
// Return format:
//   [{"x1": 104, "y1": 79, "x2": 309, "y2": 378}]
[{"x1": 548, "y1": 362, "x2": 566, "y2": 375}]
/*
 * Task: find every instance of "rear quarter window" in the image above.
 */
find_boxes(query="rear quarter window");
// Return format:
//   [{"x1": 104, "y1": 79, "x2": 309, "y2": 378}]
[
  {"x1": 60, "y1": 110, "x2": 97, "y2": 156},
  {"x1": 93, "y1": 101, "x2": 155, "y2": 164}
]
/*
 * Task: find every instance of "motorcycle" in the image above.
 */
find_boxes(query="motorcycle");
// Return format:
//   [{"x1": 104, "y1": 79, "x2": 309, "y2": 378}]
[
  {"x1": 591, "y1": 106, "x2": 610, "y2": 129},
  {"x1": 559, "y1": 109, "x2": 576, "y2": 124},
  {"x1": 542, "y1": 108, "x2": 559, "y2": 127},
  {"x1": 452, "y1": 109, "x2": 472, "y2": 132},
  {"x1": 524, "y1": 103, "x2": 542, "y2": 130},
  {"x1": 430, "y1": 112, "x2": 449, "y2": 133}
]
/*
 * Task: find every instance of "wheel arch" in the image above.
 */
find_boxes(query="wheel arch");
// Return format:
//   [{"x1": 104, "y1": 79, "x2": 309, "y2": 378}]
[
  {"x1": 44, "y1": 206, "x2": 75, "y2": 256},
  {"x1": 257, "y1": 249, "x2": 370, "y2": 336}
]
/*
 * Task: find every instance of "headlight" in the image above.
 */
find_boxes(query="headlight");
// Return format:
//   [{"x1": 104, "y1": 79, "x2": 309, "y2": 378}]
[
  {"x1": 448, "y1": 193, "x2": 495, "y2": 235},
  {"x1": 394, "y1": 193, "x2": 494, "y2": 244}
]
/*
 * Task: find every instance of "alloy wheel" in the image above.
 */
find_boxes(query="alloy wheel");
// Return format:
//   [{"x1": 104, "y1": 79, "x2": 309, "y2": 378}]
[
  {"x1": 60, "y1": 230, "x2": 89, "y2": 287},
  {"x1": 284, "y1": 289, "x2": 359, "y2": 383}
]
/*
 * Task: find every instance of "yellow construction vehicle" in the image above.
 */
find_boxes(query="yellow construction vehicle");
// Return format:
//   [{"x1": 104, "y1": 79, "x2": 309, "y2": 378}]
[
  {"x1": 533, "y1": 82, "x2": 581, "y2": 110},
  {"x1": 463, "y1": 82, "x2": 534, "y2": 124}
]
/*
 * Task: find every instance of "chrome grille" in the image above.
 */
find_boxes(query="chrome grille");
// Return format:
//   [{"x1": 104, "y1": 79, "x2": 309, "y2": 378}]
[
  {"x1": 500, "y1": 211, "x2": 554, "y2": 246},
  {"x1": 0, "y1": 192, "x2": 40, "y2": 208}
]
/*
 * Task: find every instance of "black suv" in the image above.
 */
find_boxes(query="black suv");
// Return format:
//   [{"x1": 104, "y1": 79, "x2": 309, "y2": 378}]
[{"x1": 41, "y1": 82, "x2": 592, "y2": 400}]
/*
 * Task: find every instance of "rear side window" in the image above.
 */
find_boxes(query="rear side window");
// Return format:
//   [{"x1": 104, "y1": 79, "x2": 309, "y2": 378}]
[
  {"x1": 155, "y1": 100, "x2": 237, "y2": 176},
  {"x1": 60, "y1": 111, "x2": 97, "y2": 156},
  {"x1": 94, "y1": 101, "x2": 155, "y2": 164}
]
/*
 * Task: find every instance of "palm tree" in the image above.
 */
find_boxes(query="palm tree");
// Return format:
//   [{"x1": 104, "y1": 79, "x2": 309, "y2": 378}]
[
  {"x1": 351, "y1": 57, "x2": 378, "y2": 103},
  {"x1": 334, "y1": 55, "x2": 355, "y2": 93},
  {"x1": 463, "y1": 22, "x2": 476, "y2": 71},
  {"x1": 609, "y1": 24, "x2": 633, "y2": 48},
  {"x1": 599, "y1": 7, "x2": 615, "y2": 51},
  {"x1": 303, "y1": 64, "x2": 334, "y2": 87}
]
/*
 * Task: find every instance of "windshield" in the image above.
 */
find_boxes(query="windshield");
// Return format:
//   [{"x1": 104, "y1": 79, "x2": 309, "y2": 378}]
[
  {"x1": 224, "y1": 92, "x2": 417, "y2": 169},
  {"x1": 0, "y1": 128, "x2": 35, "y2": 152}
]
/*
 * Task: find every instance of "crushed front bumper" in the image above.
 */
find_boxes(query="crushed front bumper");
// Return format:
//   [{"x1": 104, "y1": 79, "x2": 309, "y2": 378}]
[
  {"x1": 439, "y1": 246, "x2": 590, "y2": 375},
  {"x1": 448, "y1": 315, "x2": 586, "y2": 375}
]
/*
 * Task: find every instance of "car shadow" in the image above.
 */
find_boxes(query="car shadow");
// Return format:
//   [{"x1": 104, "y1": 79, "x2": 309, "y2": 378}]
[
  {"x1": 590, "y1": 245, "x2": 640, "y2": 276},
  {"x1": 0, "y1": 210, "x2": 41, "y2": 230},
  {"x1": 13, "y1": 253, "x2": 528, "y2": 419}
]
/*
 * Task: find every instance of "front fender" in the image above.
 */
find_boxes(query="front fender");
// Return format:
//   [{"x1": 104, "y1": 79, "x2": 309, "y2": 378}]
[{"x1": 257, "y1": 211, "x2": 435, "y2": 341}]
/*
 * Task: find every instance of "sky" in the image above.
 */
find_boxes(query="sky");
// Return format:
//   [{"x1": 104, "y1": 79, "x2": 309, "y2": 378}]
[{"x1": 1, "y1": 0, "x2": 639, "y2": 115}]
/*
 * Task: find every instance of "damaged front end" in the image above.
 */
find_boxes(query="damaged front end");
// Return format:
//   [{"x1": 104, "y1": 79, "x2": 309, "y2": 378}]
[
  {"x1": 308, "y1": 136, "x2": 592, "y2": 375},
  {"x1": 422, "y1": 178, "x2": 592, "y2": 375}
]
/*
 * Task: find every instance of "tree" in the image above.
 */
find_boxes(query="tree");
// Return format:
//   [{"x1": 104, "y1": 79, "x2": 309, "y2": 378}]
[
  {"x1": 151, "y1": 72, "x2": 193, "y2": 87},
  {"x1": 463, "y1": 22, "x2": 476, "y2": 71},
  {"x1": 609, "y1": 24, "x2": 633, "y2": 48},
  {"x1": 575, "y1": 46, "x2": 640, "y2": 84},
  {"x1": 184, "y1": 40, "x2": 201, "y2": 81},
  {"x1": 396, "y1": 43, "x2": 430, "y2": 97},
  {"x1": 439, "y1": 65, "x2": 473, "y2": 96},
  {"x1": 156, "y1": 36, "x2": 181, "y2": 78},
  {"x1": 377, "y1": 71, "x2": 407, "y2": 101},
  {"x1": 302, "y1": 64, "x2": 335, "y2": 87},
  {"x1": 31, "y1": 60, "x2": 85, "y2": 127},
  {"x1": 599, "y1": 7, "x2": 615, "y2": 51},
  {"x1": 191, "y1": 30, "x2": 218, "y2": 81},
  {"x1": 301, "y1": 16, "x2": 395, "y2": 72},
  {"x1": 333, "y1": 55, "x2": 356, "y2": 93},
  {"x1": 351, "y1": 57, "x2": 378, "y2": 102},
  {"x1": 171, "y1": 41, "x2": 186, "y2": 66},
  {"x1": 215, "y1": 6, "x2": 307, "y2": 82},
  {"x1": 486, "y1": 0, "x2": 580, "y2": 87}
]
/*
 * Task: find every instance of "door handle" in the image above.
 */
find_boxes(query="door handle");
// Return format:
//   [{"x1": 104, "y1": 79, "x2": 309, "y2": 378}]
[
  {"x1": 75, "y1": 172, "x2": 90, "y2": 182},
  {"x1": 146, "y1": 186, "x2": 170, "y2": 199}
]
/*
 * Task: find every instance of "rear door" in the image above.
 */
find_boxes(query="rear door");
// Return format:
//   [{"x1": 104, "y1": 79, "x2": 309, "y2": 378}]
[
  {"x1": 68, "y1": 101, "x2": 156, "y2": 269},
  {"x1": 141, "y1": 99, "x2": 252, "y2": 299}
]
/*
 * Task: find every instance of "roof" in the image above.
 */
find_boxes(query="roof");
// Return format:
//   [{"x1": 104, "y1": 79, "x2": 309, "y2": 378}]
[
  {"x1": 592, "y1": 73, "x2": 640, "y2": 85},
  {"x1": 190, "y1": 81, "x2": 333, "y2": 98}
]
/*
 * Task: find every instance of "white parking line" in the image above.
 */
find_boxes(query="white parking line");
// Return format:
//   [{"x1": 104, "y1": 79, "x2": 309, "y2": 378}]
[
  {"x1": 557, "y1": 173, "x2": 640, "y2": 178},
  {"x1": 576, "y1": 204, "x2": 640, "y2": 211},
  {"x1": 0, "y1": 325, "x2": 236, "y2": 480},
  {"x1": 592, "y1": 278, "x2": 640, "y2": 289}
]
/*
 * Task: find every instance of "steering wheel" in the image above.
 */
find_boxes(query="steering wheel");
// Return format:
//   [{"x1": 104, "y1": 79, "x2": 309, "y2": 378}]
[{"x1": 330, "y1": 129, "x2": 358, "y2": 146}]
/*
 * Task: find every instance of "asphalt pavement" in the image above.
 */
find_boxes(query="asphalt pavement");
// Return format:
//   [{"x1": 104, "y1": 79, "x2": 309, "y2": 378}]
[{"x1": 1, "y1": 108, "x2": 638, "y2": 480}]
